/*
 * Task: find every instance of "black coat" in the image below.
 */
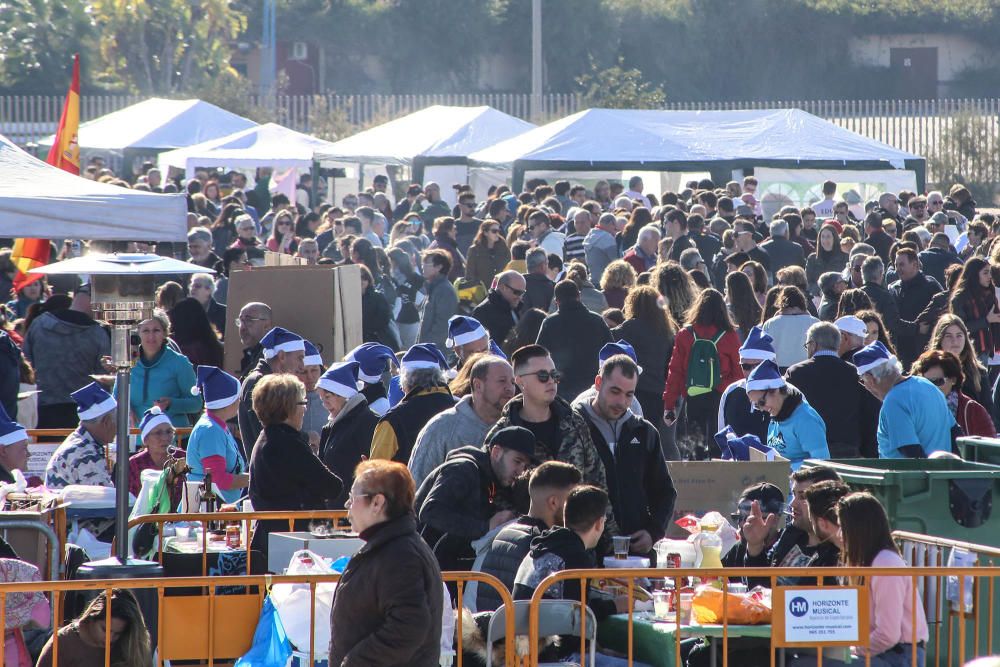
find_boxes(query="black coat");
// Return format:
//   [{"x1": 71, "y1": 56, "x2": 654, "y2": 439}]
[
  {"x1": 472, "y1": 289, "x2": 522, "y2": 345},
  {"x1": 785, "y1": 354, "x2": 879, "y2": 458},
  {"x1": 760, "y1": 237, "x2": 805, "y2": 278},
  {"x1": 362, "y1": 284, "x2": 399, "y2": 349},
  {"x1": 743, "y1": 525, "x2": 841, "y2": 587},
  {"x1": 612, "y1": 318, "x2": 674, "y2": 397},
  {"x1": 577, "y1": 407, "x2": 676, "y2": 543},
  {"x1": 536, "y1": 300, "x2": 613, "y2": 400},
  {"x1": 690, "y1": 232, "x2": 722, "y2": 268},
  {"x1": 861, "y1": 282, "x2": 902, "y2": 346},
  {"x1": 329, "y1": 514, "x2": 444, "y2": 667},
  {"x1": 237, "y1": 357, "x2": 271, "y2": 459},
  {"x1": 248, "y1": 423, "x2": 343, "y2": 563},
  {"x1": 918, "y1": 247, "x2": 962, "y2": 288},
  {"x1": 866, "y1": 229, "x2": 894, "y2": 263},
  {"x1": 720, "y1": 381, "x2": 770, "y2": 445},
  {"x1": 475, "y1": 515, "x2": 548, "y2": 612},
  {"x1": 522, "y1": 272, "x2": 554, "y2": 312},
  {"x1": 891, "y1": 272, "x2": 943, "y2": 367},
  {"x1": 415, "y1": 445, "x2": 504, "y2": 571},
  {"x1": 319, "y1": 398, "x2": 380, "y2": 508}
]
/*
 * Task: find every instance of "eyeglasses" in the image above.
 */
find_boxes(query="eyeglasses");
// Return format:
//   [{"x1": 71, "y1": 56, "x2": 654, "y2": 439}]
[
  {"x1": 146, "y1": 427, "x2": 175, "y2": 439},
  {"x1": 519, "y1": 369, "x2": 562, "y2": 384},
  {"x1": 929, "y1": 200, "x2": 944, "y2": 207},
  {"x1": 236, "y1": 316, "x2": 269, "y2": 326},
  {"x1": 803, "y1": 340, "x2": 815, "y2": 351},
  {"x1": 502, "y1": 283, "x2": 526, "y2": 296}
]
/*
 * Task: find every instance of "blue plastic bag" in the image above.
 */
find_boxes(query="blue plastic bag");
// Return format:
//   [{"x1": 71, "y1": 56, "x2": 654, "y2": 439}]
[{"x1": 235, "y1": 595, "x2": 292, "y2": 667}]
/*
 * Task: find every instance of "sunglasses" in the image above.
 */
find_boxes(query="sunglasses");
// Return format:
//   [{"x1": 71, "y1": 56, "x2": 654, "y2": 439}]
[
  {"x1": 519, "y1": 369, "x2": 562, "y2": 384},
  {"x1": 487, "y1": 228, "x2": 501, "y2": 234},
  {"x1": 740, "y1": 363, "x2": 759, "y2": 372},
  {"x1": 926, "y1": 376, "x2": 947, "y2": 387},
  {"x1": 502, "y1": 283, "x2": 526, "y2": 296}
]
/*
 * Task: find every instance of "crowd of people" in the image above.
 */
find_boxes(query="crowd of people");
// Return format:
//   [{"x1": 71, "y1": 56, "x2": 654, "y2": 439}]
[{"x1": 0, "y1": 164, "x2": 989, "y2": 666}]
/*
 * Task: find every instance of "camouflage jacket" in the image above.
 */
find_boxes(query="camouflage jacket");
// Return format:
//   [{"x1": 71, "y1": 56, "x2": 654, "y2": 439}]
[
  {"x1": 45, "y1": 426, "x2": 113, "y2": 490},
  {"x1": 485, "y1": 395, "x2": 619, "y2": 537}
]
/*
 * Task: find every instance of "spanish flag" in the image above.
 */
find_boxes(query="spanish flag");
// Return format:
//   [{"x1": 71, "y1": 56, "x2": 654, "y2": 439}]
[{"x1": 13, "y1": 55, "x2": 80, "y2": 291}]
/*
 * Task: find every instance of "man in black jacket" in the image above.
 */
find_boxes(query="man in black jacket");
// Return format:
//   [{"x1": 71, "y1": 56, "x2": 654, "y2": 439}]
[
  {"x1": 238, "y1": 326, "x2": 305, "y2": 457},
  {"x1": 917, "y1": 233, "x2": 962, "y2": 287},
  {"x1": 785, "y1": 322, "x2": 879, "y2": 458},
  {"x1": 760, "y1": 217, "x2": 805, "y2": 280},
  {"x1": 471, "y1": 270, "x2": 526, "y2": 345},
  {"x1": 863, "y1": 212, "x2": 893, "y2": 263},
  {"x1": 859, "y1": 256, "x2": 901, "y2": 348},
  {"x1": 522, "y1": 247, "x2": 554, "y2": 312},
  {"x1": 471, "y1": 461, "x2": 581, "y2": 612},
  {"x1": 890, "y1": 248, "x2": 942, "y2": 369},
  {"x1": 574, "y1": 354, "x2": 675, "y2": 556},
  {"x1": 415, "y1": 426, "x2": 535, "y2": 571},
  {"x1": 739, "y1": 466, "x2": 843, "y2": 587},
  {"x1": 536, "y1": 280, "x2": 613, "y2": 401}
]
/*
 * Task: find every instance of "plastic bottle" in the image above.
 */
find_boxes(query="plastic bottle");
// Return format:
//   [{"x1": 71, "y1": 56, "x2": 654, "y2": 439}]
[{"x1": 697, "y1": 523, "x2": 723, "y2": 570}]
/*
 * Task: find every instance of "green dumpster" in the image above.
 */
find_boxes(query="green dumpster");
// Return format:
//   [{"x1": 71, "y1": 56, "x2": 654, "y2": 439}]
[
  {"x1": 801, "y1": 458, "x2": 1000, "y2": 548},
  {"x1": 956, "y1": 436, "x2": 1000, "y2": 467}
]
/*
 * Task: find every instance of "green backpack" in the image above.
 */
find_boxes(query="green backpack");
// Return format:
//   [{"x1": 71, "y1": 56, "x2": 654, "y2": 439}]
[{"x1": 685, "y1": 326, "x2": 726, "y2": 396}]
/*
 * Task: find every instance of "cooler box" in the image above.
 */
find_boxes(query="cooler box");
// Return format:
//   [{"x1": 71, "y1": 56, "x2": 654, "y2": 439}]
[
  {"x1": 956, "y1": 436, "x2": 1000, "y2": 467},
  {"x1": 801, "y1": 458, "x2": 1000, "y2": 547}
]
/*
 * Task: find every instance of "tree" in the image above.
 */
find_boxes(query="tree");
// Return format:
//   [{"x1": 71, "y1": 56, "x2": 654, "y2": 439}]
[
  {"x1": 576, "y1": 57, "x2": 665, "y2": 109},
  {"x1": 927, "y1": 111, "x2": 998, "y2": 204},
  {"x1": 89, "y1": 0, "x2": 246, "y2": 94},
  {"x1": 0, "y1": 0, "x2": 95, "y2": 92}
]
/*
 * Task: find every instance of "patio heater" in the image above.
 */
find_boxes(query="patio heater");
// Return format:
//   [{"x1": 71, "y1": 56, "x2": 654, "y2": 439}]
[{"x1": 32, "y1": 253, "x2": 210, "y2": 572}]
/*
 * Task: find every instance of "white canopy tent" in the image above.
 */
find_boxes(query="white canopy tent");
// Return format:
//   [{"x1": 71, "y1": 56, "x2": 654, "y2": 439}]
[
  {"x1": 468, "y1": 108, "x2": 926, "y2": 192},
  {"x1": 38, "y1": 98, "x2": 257, "y2": 153},
  {"x1": 0, "y1": 133, "x2": 187, "y2": 241},
  {"x1": 314, "y1": 105, "x2": 535, "y2": 203},
  {"x1": 157, "y1": 122, "x2": 342, "y2": 174}
]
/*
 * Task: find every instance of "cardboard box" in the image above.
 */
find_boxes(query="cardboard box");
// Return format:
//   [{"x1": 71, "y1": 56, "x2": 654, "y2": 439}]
[
  {"x1": 665, "y1": 460, "x2": 791, "y2": 537},
  {"x1": 223, "y1": 264, "x2": 363, "y2": 374}
]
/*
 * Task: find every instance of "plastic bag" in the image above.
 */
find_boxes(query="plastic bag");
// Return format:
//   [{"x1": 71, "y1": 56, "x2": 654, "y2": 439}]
[
  {"x1": 947, "y1": 547, "x2": 977, "y2": 613},
  {"x1": 691, "y1": 585, "x2": 771, "y2": 625},
  {"x1": 678, "y1": 511, "x2": 740, "y2": 557},
  {"x1": 235, "y1": 596, "x2": 292, "y2": 667},
  {"x1": 270, "y1": 549, "x2": 337, "y2": 654}
]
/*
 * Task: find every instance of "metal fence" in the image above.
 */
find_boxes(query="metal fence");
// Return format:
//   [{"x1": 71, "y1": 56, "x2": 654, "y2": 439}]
[{"x1": 2, "y1": 93, "x2": 998, "y2": 185}]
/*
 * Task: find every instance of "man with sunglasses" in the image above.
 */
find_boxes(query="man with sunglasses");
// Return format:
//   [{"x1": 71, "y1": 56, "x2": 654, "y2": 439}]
[
  {"x1": 472, "y1": 270, "x2": 526, "y2": 345},
  {"x1": 455, "y1": 191, "x2": 482, "y2": 254},
  {"x1": 486, "y1": 345, "x2": 617, "y2": 537}
]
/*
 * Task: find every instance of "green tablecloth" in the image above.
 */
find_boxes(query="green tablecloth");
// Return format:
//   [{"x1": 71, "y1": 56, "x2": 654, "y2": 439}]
[{"x1": 597, "y1": 614, "x2": 772, "y2": 667}]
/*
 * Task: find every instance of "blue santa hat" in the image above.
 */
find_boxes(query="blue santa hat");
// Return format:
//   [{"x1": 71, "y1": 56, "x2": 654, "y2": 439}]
[
  {"x1": 387, "y1": 374, "x2": 404, "y2": 408},
  {"x1": 261, "y1": 326, "x2": 305, "y2": 360},
  {"x1": 739, "y1": 326, "x2": 776, "y2": 362},
  {"x1": 853, "y1": 340, "x2": 896, "y2": 376},
  {"x1": 302, "y1": 340, "x2": 323, "y2": 368},
  {"x1": 489, "y1": 339, "x2": 508, "y2": 360},
  {"x1": 71, "y1": 382, "x2": 117, "y2": 420},
  {"x1": 137, "y1": 406, "x2": 173, "y2": 442},
  {"x1": 446, "y1": 315, "x2": 488, "y2": 349},
  {"x1": 745, "y1": 359, "x2": 786, "y2": 393},
  {"x1": 346, "y1": 343, "x2": 398, "y2": 384},
  {"x1": 318, "y1": 361, "x2": 364, "y2": 399},
  {"x1": 0, "y1": 403, "x2": 27, "y2": 447},
  {"x1": 400, "y1": 343, "x2": 449, "y2": 373},
  {"x1": 599, "y1": 341, "x2": 643, "y2": 374},
  {"x1": 191, "y1": 365, "x2": 240, "y2": 410},
  {"x1": 714, "y1": 426, "x2": 770, "y2": 461}
]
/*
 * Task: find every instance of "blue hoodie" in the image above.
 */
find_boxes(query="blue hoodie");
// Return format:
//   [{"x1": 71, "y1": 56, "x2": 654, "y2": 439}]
[{"x1": 766, "y1": 386, "x2": 830, "y2": 470}]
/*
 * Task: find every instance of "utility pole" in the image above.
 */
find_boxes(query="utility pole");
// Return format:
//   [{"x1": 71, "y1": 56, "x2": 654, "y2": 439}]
[
  {"x1": 261, "y1": 0, "x2": 277, "y2": 107},
  {"x1": 531, "y1": 0, "x2": 542, "y2": 121}
]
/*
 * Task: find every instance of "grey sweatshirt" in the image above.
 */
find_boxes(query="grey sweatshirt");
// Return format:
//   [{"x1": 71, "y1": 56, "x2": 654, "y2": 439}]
[
  {"x1": 408, "y1": 395, "x2": 493, "y2": 487},
  {"x1": 23, "y1": 311, "x2": 111, "y2": 407}
]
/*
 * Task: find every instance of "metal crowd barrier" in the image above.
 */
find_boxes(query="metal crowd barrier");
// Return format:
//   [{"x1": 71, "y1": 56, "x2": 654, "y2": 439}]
[
  {"x1": 0, "y1": 570, "x2": 518, "y2": 667},
  {"x1": 524, "y1": 565, "x2": 1000, "y2": 667},
  {"x1": 123, "y1": 509, "x2": 350, "y2": 574},
  {"x1": 894, "y1": 530, "x2": 1000, "y2": 667}
]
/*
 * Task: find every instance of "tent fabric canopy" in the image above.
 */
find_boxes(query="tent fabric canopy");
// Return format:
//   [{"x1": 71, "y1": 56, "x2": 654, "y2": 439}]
[
  {"x1": 313, "y1": 105, "x2": 536, "y2": 166},
  {"x1": 467, "y1": 108, "x2": 925, "y2": 189},
  {"x1": 0, "y1": 133, "x2": 187, "y2": 241},
  {"x1": 157, "y1": 122, "x2": 343, "y2": 173},
  {"x1": 39, "y1": 98, "x2": 257, "y2": 152}
]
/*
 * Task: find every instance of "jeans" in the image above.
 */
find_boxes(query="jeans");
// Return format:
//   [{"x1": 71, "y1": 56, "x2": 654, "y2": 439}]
[{"x1": 788, "y1": 644, "x2": 925, "y2": 667}]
